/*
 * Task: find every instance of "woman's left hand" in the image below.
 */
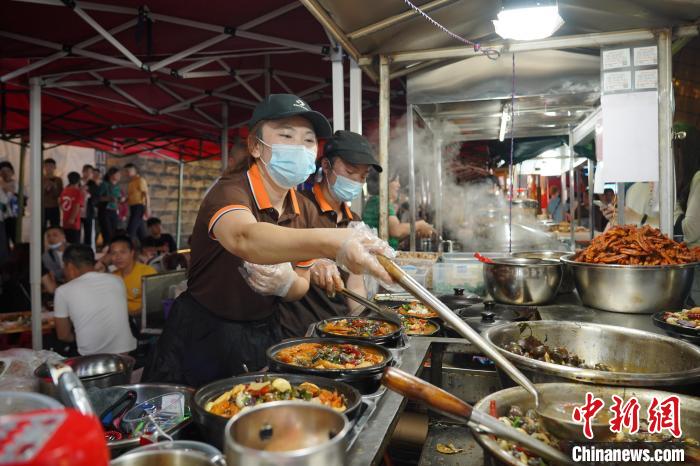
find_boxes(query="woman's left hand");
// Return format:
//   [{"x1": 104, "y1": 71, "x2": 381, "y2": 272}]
[{"x1": 310, "y1": 259, "x2": 343, "y2": 296}]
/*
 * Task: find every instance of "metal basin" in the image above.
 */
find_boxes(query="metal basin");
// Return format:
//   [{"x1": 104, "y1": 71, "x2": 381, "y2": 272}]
[
  {"x1": 483, "y1": 321, "x2": 700, "y2": 392},
  {"x1": 483, "y1": 257, "x2": 563, "y2": 305},
  {"x1": 512, "y1": 250, "x2": 574, "y2": 293},
  {"x1": 472, "y1": 383, "x2": 700, "y2": 466},
  {"x1": 36, "y1": 354, "x2": 135, "y2": 397},
  {"x1": 111, "y1": 450, "x2": 219, "y2": 466},
  {"x1": 561, "y1": 254, "x2": 697, "y2": 313}
]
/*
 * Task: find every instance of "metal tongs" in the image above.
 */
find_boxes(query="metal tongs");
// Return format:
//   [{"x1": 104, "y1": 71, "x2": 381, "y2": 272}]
[
  {"x1": 375, "y1": 255, "x2": 540, "y2": 404},
  {"x1": 47, "y1": 361, "x2": 95, "y2": 416},
  {"x1": 339, "y1": 287, "x2": 402, "y2": 326}
]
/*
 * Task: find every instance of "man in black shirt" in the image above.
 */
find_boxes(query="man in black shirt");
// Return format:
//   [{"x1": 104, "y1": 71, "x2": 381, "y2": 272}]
[
  {"x1": 145, "y1": 217, "x2": 177, "y2": 252},
  {"x1": 80, "y1": 164, "x2": 100, "y2": 249}
]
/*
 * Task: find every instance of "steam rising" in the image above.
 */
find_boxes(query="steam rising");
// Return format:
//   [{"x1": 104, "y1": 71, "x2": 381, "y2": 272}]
[{"x1": 370, "y1": 113, "x2": 560, "y2": 253}]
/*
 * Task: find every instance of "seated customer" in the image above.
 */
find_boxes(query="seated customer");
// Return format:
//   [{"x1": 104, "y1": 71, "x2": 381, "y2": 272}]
[
  {"x1": 41, "y1": 226, "x2": 67, "y2": 293},
  {"x1": 54, "y1": 244, "x2": 136, "y2": 356},
  {"x1": 110, "y1": 235, "x2": 157, "y2": 321},
  {"x1": 146, "y1": 217, "x2": 177, "y2": 253}
]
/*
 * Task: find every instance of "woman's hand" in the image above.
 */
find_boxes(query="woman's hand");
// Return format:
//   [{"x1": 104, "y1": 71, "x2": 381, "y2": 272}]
[
  {"x1": 239, "y1": 261, "x2": 297, "y2": 297},
  {"x1": 416, "y1": 220, "x2": 435, "y2": 238},
  {"x1": 335, "y1": 222, "x2": 395, "y2": 285},
  {"x1": 310, "y1": 259, "x2": 343, "y2": 296}
]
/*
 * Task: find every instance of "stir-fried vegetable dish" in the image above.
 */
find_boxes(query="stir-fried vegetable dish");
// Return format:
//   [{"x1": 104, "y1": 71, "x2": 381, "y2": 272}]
[
  {"x1": 204, "y1": 377, "x2": 347, "y2": 418},
  {"x1": 397, "y1": 301, "x2": 439, "y2": 319},
  {"x1": 661, "y1": 308, "x2": 700, "y2": 330},
  {"x1": 400, "y1": 316, "x2": 438, "y2": 335},
  {"x1": 321, "y1": 318, "x2": 398, "y2": 338},
  {"x1": 274, "y1": 342, "x2": 384, "y2": 370},
  {"x1": 502, "y1": 335, "x2": 612, "y2": 371}
]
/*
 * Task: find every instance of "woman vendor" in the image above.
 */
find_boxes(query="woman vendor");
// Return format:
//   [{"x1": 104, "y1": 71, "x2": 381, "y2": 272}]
[
  {"x1": 144, "y1": 95, "x2": 394, "y2": 387},
  {"x1": 278, "y1": 130, "x2": 382, "y2": 338}
]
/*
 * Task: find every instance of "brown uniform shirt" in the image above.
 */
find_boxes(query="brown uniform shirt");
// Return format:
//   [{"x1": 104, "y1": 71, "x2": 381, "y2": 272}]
[
  {"x1": 187, "y1": 164, "x2": 317, "y2": 321},
  {"x1": 278, "y1": 183, "x2": 359, "y2": 338},
  {"x1": 43, "y1": 175, "x2": 63, "y2": 208}
]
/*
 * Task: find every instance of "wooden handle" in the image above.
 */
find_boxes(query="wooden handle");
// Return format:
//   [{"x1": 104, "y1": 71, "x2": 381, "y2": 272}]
[
  {"x1": 376, "y1": 255, "x2": 406, "y2": 282},
  {"x1": 382, "y1": 367, "x2": 473, "y2": 421},
  {"x1": 473, "y1": 252, "x2": 494, "y2": 264}
]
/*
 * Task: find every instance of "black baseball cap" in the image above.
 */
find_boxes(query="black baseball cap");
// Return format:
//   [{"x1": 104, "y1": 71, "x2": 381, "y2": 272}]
[
  {"x1": 323, "y1": 130, "x2": 382, "y2": 172},
  {"x1": 248, "y1": 94, "x2": 332, "y2": 138}
]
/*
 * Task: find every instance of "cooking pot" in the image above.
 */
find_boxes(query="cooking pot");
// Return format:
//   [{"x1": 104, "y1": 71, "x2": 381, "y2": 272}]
[
  {"x1": 315, "y1": 316, "x2": 404, "y2": 347},
  {"x1": 192, "y1": 373, "x2": 362, "y2": 450},
  {"x1": 36, "y1": 354, "x2": 134, "y2": 398},
  {"x1": 266, "y1": 338, "x2": 393, "y2": 395},
  {"x1": 224, "y1": 401, "x2": 350, "y2": 466},
  {"x1": 437, "y1": 288, "x2": 482, "y2": 310},
  {"x1": 512, "y1": 250, "x2": 574, "y2": 293}
]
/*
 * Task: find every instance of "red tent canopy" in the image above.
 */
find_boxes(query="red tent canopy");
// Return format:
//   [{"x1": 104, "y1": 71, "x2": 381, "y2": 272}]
[{"x1": 0, "y1": 0, "x2": 387, "y2": 161}]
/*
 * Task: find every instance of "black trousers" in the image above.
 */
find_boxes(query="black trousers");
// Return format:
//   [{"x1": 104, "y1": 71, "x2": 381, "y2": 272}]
[
  {"x1": 142, "y1": 292, "x2": 282, "y2": 387},
  {"x1": 44, "y1": 207, "x2": 60, "y2": 228},
  {"x1": 3, "y1": 217, "x2": 15, "y2": 249},
  {"x1": 98, "y1": 208, "x2": 118, "y2": 246},
  {"x1": 82, "y1": 217, "x2": 94, "y2": 247},
  {"x1": 64, "y1": 228, "x2": 80, "y2": 244},
  {"x1": 127, "y1": 204, "x2": 146, "y2": 241}
]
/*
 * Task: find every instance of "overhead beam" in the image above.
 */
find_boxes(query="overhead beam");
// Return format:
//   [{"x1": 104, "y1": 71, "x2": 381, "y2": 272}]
[
  {"x1": 348, "y1": 0, "x2": 456, "y2": 39},
  {"x1": 391, "y1": 25, "x2": 700, "y2": 62},
  {"x1": 150, "y1": 34, "x2": 231, "y2": 72}
]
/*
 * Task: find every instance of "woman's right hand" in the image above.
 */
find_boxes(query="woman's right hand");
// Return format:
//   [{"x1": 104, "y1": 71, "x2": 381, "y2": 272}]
[
  {"x1": 310, "y1": 259, "x2": 343, "y2": 296},
  {"x1": 335, "y1": 222, "x2": 395, "y2": 285}
]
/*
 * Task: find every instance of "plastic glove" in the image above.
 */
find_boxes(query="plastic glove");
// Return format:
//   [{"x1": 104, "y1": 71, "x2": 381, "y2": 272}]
[
  {"x1": 335, "y1": 222, "x2": 398, "y2": 289},
  {"x1": 239, "y1": 261, "x2": 296, "y2": 297},
  {"x1": 310, "y1": 259, "x2": 344, "y2": 297}
]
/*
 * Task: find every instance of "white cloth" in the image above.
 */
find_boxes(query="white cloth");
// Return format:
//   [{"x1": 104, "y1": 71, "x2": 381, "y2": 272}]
[{"x1": 54, "y1": 272, "x2": 136, "y2": 356}]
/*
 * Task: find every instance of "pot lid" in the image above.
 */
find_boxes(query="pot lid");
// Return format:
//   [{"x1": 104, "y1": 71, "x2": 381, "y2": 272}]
[
  {"x1": 457, "y1": 300, "x2": 540, "y2": 322},
  {"x1": 438, "y1": 288, "x2": 483, "y2": 309},
  {"x1": 462, "y1": 311, "x2": 509, "y2": 333}
]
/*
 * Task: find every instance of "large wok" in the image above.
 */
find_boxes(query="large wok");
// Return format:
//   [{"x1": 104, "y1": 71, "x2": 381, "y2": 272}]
[
  {"x1": 473, "y1": 384, "x2": 700, "y2": 466},
  {"x1": 482, "y1": 321, "x2": 700, "y2": 393}
]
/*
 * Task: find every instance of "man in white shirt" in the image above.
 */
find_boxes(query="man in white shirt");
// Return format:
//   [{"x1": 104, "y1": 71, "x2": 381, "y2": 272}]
[{"x1": 54, "y1": 244, "x2": 136, "y2": 356}]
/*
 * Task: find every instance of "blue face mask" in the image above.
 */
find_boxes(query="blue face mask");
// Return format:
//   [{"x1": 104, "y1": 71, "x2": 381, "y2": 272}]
[
  {"x1": 258, "y1": 139, "x2": 317, "y2": 189},
  {"x1": 330, "y1": 171, "x2": 364, "y2": 202}
]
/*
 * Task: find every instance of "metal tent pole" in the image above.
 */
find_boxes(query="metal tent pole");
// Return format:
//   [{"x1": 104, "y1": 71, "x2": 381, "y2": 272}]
[
  {"x1": 407, "y1": 105, "x2": 416, "y2": 251},
  {"x1": 176, "y1": 156, "x2": 184, "y2": 249},
  {"x1": 434, "y1": 135, "x2": 444, "y2": 243},
  {"x1": 588, "y1": 159, "x2": 595, "y2": 237},
  {"x1": 221, "y1": 103, "x2": 229, "y2": 172},
  {"x1": 569, "y1": 132, "x2": 576, "y2": 248},
  {"x1": 29, "y1": 78, "x2": 42, "y2": 350},
  {"x1": 349, "y1": 58, "x2": 363, "y2": 216},
  {"x1": 378, "y1": 55, "x2": 390, "y2": 241},
  {"x1": 331, "y1": 44, "x2": 345, "y2": 131},
  {"x1": 658, "y1": 29, "x2": 674, "y2": 236}
]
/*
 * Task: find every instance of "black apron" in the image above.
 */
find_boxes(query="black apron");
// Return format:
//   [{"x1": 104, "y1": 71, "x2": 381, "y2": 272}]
[{"x1": 142, "y1": 291, "x2": 283, "y2": 387}]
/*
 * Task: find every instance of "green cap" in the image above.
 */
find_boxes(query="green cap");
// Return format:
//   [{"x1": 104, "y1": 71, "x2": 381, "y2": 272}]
[
  {"x1": 248, "y1": 94, "x2": 332, "y2": 138},
  {"x1": 323, "y1": 130, "x2": 382, "y2": 172}
]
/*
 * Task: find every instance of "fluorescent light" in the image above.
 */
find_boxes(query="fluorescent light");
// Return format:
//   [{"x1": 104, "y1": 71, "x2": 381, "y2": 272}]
[
  {"x1": 493, "y1": 4, "x2": 564, "y2": 41},
  {"x1": 498, "y1": 104, "x2": 510, "y2": 142}
]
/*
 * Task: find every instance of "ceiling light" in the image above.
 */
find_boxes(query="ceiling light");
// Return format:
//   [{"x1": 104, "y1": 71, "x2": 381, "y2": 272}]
[
  {"x1": 498, "y1": 104, "x2": 510, "y2": 142},
  {"x1": 493, "y1": 1, "x2": 564, "y2": 41}
]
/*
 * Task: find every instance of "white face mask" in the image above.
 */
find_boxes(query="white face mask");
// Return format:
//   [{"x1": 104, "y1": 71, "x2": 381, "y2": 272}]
[{"x1": 48, "y1": 241, "x2": 64, "y2": 250}]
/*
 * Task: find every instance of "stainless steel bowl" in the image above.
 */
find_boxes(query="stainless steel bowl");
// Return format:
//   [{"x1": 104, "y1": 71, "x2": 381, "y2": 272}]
[
  {"x1": 512, "y1": 250, "x2": 574, "y2": 293},
  {"x1": 482, "y1": 257, "x2": 563, "y2": 305},
  {"x1": 111, "y1": 450, "x2": 220, "y2": 466},
  {"x1": 472, "y1": 383, "x2": 700, "y2": 466},
  {"x1": 36, "y1": 354, "x2": 135, "y2": 397},
  {"x1": 561, "y1": 254, "x2": 698, "y2": 313},
  {"x1": 225, "y1": 401, "x2": 351, "y2": 466},
  {"x1": 483, "y1": 321, "x2": 700, "y2": 392}
]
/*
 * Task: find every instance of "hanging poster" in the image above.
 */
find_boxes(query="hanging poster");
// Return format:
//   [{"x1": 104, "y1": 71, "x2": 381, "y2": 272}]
[{"x1": 602, "y1": 48, "x2": 631, "y2": 70}]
